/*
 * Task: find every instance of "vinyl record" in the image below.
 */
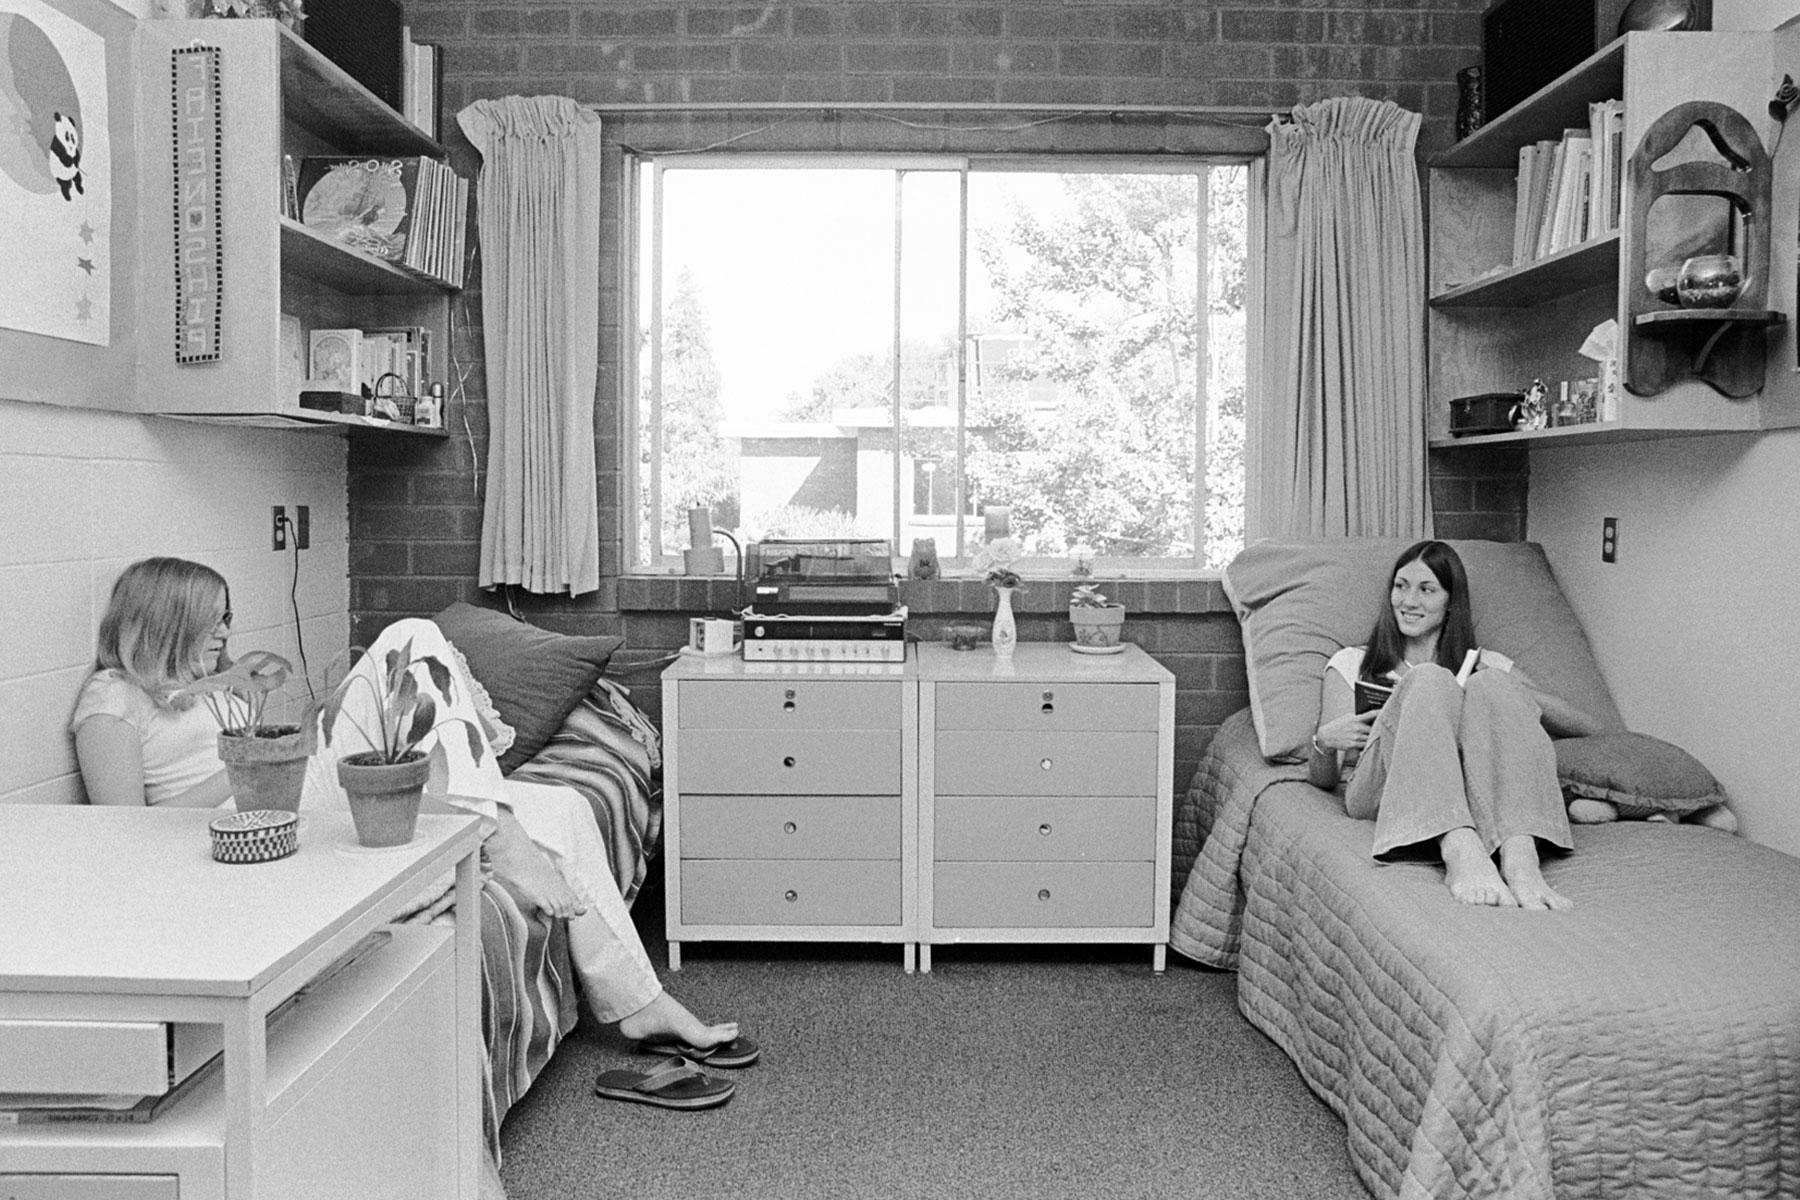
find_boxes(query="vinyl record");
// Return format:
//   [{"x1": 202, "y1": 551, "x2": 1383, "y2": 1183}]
[{"x1": 1618, "y1": 0, "x2": 1709, "y2": 34}]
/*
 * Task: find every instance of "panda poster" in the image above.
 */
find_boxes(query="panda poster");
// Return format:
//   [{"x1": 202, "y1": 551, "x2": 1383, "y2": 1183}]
[{"x1": 0, "y1": 0, "x2": 110, "y2": 346}]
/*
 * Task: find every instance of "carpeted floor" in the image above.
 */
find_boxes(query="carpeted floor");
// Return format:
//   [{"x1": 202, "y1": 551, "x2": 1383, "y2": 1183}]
[{"x1": 496, "y1": 886, "x2": 1369, "y2": 1200}]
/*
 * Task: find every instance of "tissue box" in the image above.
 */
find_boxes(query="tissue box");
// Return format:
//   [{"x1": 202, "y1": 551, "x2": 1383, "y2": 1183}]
[{"x1": 1449, "y1": 392, "x2": 1520, "y2": 436}]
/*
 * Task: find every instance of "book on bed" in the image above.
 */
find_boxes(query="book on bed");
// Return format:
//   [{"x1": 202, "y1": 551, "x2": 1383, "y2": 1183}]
[{"x1": 1355, "y1": 649, "x2": 1481, "y2": 714}]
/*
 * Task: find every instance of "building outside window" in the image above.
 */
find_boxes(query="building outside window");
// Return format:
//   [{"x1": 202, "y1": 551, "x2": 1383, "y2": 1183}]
[{"x1": 631, "y1": 156, "x2": 1253, "y2": 575}]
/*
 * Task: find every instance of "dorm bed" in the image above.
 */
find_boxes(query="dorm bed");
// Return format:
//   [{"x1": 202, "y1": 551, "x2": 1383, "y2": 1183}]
[{"x1": 1169, "y1": 539, "x2": 1800, "y2": 1200}]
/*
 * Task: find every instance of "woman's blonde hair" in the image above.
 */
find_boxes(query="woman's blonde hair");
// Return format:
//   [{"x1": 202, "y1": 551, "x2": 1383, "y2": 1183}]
[{"x1": 96, "y1": 557, "x2": 228, "y2": 703}]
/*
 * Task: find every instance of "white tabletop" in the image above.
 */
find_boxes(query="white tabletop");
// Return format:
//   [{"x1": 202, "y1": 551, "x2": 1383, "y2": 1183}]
[
  {"x1": 918, "y1": 641, "x2": 1173, "y2": 683},
  {"x1": 0, "y1": 806, "x2": 482, "y2": 998}
]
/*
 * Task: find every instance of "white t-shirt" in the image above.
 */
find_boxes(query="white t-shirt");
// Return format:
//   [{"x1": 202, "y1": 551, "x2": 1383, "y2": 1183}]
[
  {"x1": 70, "y1": 671, "x2": 221, "y2": 805},
  {"x1": 1326, "y1": 644, "x2": 1514, "y2": 689}
]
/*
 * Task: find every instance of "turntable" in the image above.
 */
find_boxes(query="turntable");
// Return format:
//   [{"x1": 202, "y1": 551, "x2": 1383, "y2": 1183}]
[{"x1": 742, "y1": 538, "x2": 906, "y2": 661}]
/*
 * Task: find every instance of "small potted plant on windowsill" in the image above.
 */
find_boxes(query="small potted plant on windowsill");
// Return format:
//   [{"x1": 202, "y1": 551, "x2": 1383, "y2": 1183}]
[
  {"x1": 1069, "y1": 583, "x2": 1126, "y2": 652},
  {"x1": 320, "y1": 638, "x2": 486, "y2": 848},
  {"x1": 178, "y1": 650, "x2": 314, "y2": 813}
]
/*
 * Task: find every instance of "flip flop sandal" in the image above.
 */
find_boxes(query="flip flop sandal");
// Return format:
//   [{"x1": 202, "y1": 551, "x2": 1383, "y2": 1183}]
[
  {"x1": 639, "y1": 1035, "x2": 761, "y2": 1069},
  {"x1": 593, "y1": 1057, "x2": 735, "y2": 1110}
]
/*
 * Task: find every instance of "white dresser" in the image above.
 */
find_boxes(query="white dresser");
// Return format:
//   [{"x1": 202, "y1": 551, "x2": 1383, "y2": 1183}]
[
  {"x1": 918, "y1": 643, "x2": 1174, "y2": 973},
  {"x1": 661, "y1": 642, "x2": 1173, "y2": 972},
  {"x1": 660, "y1": 655, "x2": 921, "y2": 972}
]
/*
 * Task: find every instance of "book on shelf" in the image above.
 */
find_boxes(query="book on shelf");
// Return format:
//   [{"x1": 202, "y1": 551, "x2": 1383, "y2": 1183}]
[
  {"x1": 297, "y1": 155, "x2": 466, "y2": 287},
  {"x1": 398, "y1": 24, "x2": 440, "y2": 140},
  {"x1": 1513, "y1": 104, "x2": 1622, "y2": 265}
]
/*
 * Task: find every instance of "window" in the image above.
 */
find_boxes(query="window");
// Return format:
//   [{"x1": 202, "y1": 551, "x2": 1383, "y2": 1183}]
[{"x1": 632, "y1": 156, "x2": 1253, "y2": 573}]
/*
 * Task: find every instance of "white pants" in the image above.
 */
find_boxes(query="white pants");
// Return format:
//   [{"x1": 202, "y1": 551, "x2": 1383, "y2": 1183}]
[{"x1": 305, "y1": 619, "x2": 660, "y2": 1021}]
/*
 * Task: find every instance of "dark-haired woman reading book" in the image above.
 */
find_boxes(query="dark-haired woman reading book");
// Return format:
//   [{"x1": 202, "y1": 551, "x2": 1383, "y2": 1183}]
[{"x1": 1307, "y1": 540, "x2": 1608, "y2": 910}]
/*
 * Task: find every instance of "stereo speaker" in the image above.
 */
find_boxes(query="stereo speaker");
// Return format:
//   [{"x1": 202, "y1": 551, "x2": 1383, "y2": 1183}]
[
  {"x1": 302, "y1": 0, "x2": 406, "y2": 113},
  {"x1": 1482, "y1": 0, "x2": 1599, "y2": 122}
]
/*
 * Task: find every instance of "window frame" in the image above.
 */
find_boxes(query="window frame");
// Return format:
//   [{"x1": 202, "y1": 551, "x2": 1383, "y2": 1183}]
[{"x1": 625, "y1": 151, "x2": 1259, "y2": 578}]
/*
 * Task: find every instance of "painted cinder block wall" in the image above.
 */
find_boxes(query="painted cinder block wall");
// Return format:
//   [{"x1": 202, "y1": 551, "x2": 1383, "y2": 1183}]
[{"x1": 346, "y1": 0, "x2": 1514, "y2": 792}]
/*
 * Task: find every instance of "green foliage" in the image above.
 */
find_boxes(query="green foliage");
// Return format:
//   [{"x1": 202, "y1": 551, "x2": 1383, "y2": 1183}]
[
  {"x1": 644, "y1": 268, "x2": 737, "y2": 557},
  {"x1": 178, "y1": 650, "x2": 294, "y2": 736},
  {"x1": 320, "y1": 639, "x2": 485, "y2": 767},
  {"x1": 1070, "y1": 584, "x2": 1119, "y2": 609}
]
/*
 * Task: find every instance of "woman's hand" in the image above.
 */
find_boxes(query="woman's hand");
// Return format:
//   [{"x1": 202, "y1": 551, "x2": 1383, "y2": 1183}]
[{"x1": 1315, "y1": 709, "x2": 1378, "y2": 753}]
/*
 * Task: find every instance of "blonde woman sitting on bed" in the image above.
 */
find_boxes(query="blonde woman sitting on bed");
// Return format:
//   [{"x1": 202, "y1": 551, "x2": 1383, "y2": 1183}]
[
  {"x1": 1308, "y1": 540, "x2": 1607, "y2": 910},
  {"x1": 74, "y1": 558, "x2": 751, "y2": 1077}
]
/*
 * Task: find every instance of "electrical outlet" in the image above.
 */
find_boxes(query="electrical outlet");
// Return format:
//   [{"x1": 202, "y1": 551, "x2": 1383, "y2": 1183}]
[
  {"x1": 1601, "y1": 517, "x2": 1617, "y2": 564},
  {"x1": 295, "y1": 505, "x2": 310, "y2": 551},
  {"x1": 272, "y1": 505, "x2": 287, "y2": 551}
]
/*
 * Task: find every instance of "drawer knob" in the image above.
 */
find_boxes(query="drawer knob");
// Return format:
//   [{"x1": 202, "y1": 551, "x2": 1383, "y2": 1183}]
[
  {"x1": 785, "y1": 889, "x2": 799, "y2": 903},
  {"x1": 783, "y1": 700, "x2": 796, "y2": 712},
  {"x1": 783, "y1": 756, "x2": 797, "y2": 768},
  {"x1": 784, "y1": 821, "x2": 798, "y2": 835},
  {"x1": 784, "y1": 689, "x2": 797, "y2": 699},
  {"x1": 1038, "y1": 823, "x2": 1053, "y2": 836},
  {"x1": 1041, "y1": 702, "x2": 1055, "y2": 714},
  {"x1": 1037, "y1": 888, "x2": 1052, "y2": 902},
  {"x1": 1040, "y1": 757, "x2": 1054, "y2": 771}
]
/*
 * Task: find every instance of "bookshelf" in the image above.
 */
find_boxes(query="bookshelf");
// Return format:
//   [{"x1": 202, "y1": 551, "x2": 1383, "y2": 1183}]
[
  {"x1": 132, "y1": 19, "x2": 458, "y2": 436},
  {"x1": 1427, "y1": 31, "x2": 1800, "y2": 449}
]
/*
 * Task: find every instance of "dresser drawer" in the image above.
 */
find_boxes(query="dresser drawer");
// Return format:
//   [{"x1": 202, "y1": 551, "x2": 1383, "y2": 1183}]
[
  {"x1": 679, "y1": 680, "x2": 902, "y2": 729},
  {"x1": 681, "y1": 794, "x2": 900, "y2": 860},
  {"x1": 678, "y1": 729, "x2": 900, "y2": 794},
  {"x1": 682, "y1": 860, "x2": 902, "y2": 926},
  {"x1": 933, "y1": 861, "x2": 1153, "y2": 928},
  {"x1": 934, "y1": 682, "x2": 1158, "y2": 732},
  {"x1": 934, "y1": 730, "x2": 1156, "y2": 796},
  {"x1": 934, "y1": 795, "x2": 1154, "y2": 861}
]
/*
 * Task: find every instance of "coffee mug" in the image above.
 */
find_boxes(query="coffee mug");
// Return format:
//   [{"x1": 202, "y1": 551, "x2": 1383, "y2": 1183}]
[{"x1": 688, "y1": 618, "x2": 741, "y2": 655}]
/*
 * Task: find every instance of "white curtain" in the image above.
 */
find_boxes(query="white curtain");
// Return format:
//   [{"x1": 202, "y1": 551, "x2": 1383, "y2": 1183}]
[
  {"x1": 457, "y1": 96, "x2": 602, "y2": 596},
  {"x1": 1248, "y1": 97, "x2": 1430, "y2": 541}
]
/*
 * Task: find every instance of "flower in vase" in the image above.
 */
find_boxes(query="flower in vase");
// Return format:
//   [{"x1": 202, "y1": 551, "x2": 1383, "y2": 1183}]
[{"x1": 973, "y1": 536, "x2": 1023, "y2": 591}]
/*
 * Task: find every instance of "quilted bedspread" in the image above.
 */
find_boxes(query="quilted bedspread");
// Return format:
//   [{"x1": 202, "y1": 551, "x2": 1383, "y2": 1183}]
[{"x1": 1171, "y1": 710, "x2": 1800, "y2": 1200}]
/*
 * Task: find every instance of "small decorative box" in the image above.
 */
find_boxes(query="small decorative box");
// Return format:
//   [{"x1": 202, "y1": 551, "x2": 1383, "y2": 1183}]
[{"x1": 210, "y1": 810, "x2": 300, "y2": 864}]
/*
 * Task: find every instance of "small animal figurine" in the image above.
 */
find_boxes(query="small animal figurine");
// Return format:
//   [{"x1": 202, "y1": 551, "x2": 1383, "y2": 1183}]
[
  {"x1": 1515, "y1": 378, "x2": 1548, "y2": 431},
  {"x1": 48, "y1": 112, "x2": 83, "y2": 201},
  {"x1": 908, "y1": 538, "x2": 939, "y2": 580}
]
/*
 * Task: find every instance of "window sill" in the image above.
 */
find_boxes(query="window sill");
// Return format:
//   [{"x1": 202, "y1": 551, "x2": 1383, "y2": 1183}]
[{"x1": 618, "y1": 574, "x2": 1232, "y2": 618}]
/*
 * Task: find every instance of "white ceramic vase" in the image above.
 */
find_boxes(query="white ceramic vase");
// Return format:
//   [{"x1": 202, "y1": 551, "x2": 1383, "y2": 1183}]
[{"x1": 991, "y1": 586, "x2": 1017, "y2": 657}]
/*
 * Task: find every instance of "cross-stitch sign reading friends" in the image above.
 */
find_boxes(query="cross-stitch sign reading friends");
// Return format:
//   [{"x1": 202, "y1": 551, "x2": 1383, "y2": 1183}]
[{"x1": 171, "y1": 45, "x2": 223, "y2": 364}]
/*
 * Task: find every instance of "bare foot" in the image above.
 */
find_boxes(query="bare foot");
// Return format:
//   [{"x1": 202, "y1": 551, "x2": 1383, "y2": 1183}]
[
  {"x1": 484, "y1": 829, "x2": 588, "y2": 920},
  {"x1": 1439, "y1": 826, "x2": 1516, "y2": 907},
  {"x1": 1499, "y1": 835, "x2": 1572, "y2": 911},
  {"x1": 616, "y1": 990, "x2": 739, "y2": 1050},
  {"x1": 1567, "y1": 798, "x2": 1617, "y2": 824},
  {"x1": 1689, "y1": 803, "x2": 1738, "y2": 833}
]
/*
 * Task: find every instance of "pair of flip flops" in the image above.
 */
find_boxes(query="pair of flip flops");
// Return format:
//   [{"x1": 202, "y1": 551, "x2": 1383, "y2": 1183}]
[{"x1": 592, "y1": 1036, "x2": 762, "y2": 1111}]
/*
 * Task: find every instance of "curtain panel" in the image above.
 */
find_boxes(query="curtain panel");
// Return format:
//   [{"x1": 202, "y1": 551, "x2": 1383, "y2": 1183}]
[
  {"x1": 458, "y1": 97, "x2": 603, "y2": 596},
  {"x1": 1249, "y1": 97, "x2": 1429, "y2": 542}
]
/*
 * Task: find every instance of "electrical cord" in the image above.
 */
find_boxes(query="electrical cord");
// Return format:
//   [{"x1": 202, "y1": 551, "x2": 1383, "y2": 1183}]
[{"x1": 273, "y1": 512, "x2": 314, "y2": 701}]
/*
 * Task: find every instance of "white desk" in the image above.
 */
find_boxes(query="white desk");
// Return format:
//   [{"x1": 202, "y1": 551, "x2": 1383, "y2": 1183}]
[{"x1": 0, "y1": 806, "x2": 484, "y2": 1200}]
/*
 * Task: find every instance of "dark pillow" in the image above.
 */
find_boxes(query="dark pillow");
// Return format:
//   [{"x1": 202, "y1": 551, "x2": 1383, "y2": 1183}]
[
  {"x1": 433, "y1": 601, "x2": 622, "y2": 773},
  {"x1": 1554, "y1": 732, "x2": 1728, "y2": 820}
]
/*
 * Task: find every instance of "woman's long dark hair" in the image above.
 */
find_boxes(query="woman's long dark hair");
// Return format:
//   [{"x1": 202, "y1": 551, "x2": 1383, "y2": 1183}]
[{"x1": 1361, "y1": 540, "x2": 1476, "y2": 682}]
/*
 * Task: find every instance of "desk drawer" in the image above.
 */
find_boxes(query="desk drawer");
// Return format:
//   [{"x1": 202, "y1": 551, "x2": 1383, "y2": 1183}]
[
  {"x1": 934, "y1": 730, "x2": 1155, "y2": 796},
  {"x1": 682, "y1": 860, "x2": 901, "y2": 926},
  {"x1": 0, "y1": 1179, "x2": 178, "y2": 1200},
  {"x1": 934, "y1": 682, "x2": 1157, "y2": 732},
  {"x1": 934, "y1": 795, "x2": 1153, "y2": 861},
  {"x1": 681, "y1": 794, "x2": 900, "y2": 860},
  {"x1": 933, "y1": 861, "x2": 1153, "y2": 928},
  {"x1": 680, "y1": 680, "x2": 902, "y2": 729},
  {"x1": 678, "y1": 729, "x2": 900, "y2": 794}
]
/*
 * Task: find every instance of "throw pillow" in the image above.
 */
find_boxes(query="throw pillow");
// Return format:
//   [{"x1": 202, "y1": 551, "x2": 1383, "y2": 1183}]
[
  {"x1": 1554, "y1": 732, "x2": 1729, "y2": 820},
  {"x1": 433, "y1": 601, "x2": 623, "y2": 774},
  {"x1": 1224, "y1": 538, "x2": 1626, "y2": 762}
]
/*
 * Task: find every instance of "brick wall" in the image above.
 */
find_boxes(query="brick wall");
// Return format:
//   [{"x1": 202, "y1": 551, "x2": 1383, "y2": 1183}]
[{"x1": 349, "y1": 0, "x2": 1523, "y2": 789}]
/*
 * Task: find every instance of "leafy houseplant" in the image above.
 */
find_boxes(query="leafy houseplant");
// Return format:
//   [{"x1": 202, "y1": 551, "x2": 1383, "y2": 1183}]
[
  {"x1": 178, "y1": 650, "x2": 314, "y2": 813},
  {"x1": 320, "y1": 638, "x2": 485, "y2": 847},
  {"x1": 1069, "y1": 583, "x2": 1126, "y2": 650}
]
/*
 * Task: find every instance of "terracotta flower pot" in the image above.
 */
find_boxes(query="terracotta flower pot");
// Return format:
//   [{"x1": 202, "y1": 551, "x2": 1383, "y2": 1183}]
[
  {"x1": 1070, "y1": 605, "x2": 1126, "y2": 648},
  {"x1": 337, "y1": 752, "x2": 429, "y2": 848},
  {"x1": 216, "y1": 724, "x2": 314, "y2": 813}
]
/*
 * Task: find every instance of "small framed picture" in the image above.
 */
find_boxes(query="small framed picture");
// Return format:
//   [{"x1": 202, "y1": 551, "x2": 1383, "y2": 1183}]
[{"x1": 308, "y1": 328, "x2": 363, "y2": 394}]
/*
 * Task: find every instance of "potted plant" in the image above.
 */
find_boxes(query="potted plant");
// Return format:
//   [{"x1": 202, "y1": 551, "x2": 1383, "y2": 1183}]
[
  {"x1": 178, "y1": 650, "x2": 314, "y2": 813},
  {"x1": 320, "y1": 638, "x2": 485, "y2": 848},
  {"x1": 1069, "y1": 584, "x2": 1126, "y2": 651}
]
